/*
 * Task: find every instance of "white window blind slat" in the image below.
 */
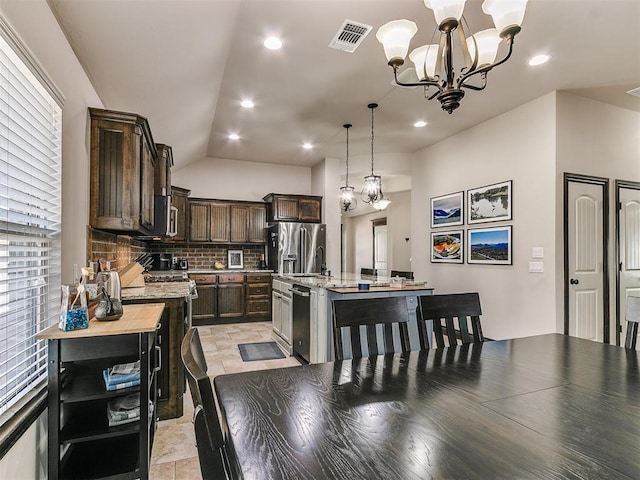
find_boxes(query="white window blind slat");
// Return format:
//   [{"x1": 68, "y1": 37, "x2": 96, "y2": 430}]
[{"x1": 0, "y1": 30, "x2": 61, "y2": 414}]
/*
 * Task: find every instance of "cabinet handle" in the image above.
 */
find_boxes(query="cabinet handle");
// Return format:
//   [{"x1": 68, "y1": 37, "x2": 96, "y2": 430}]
[{"x1": 155, "y1": 345, "x2": 162, "y2": 372}]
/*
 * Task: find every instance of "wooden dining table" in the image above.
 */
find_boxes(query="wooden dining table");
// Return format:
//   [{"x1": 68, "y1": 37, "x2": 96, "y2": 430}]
[{"x1": 214, "y1": 334, "x2": 640, "y2": 479}]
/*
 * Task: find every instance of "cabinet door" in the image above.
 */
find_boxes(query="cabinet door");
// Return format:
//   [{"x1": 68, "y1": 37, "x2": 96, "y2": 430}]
[
  {"x1": 210, "y1": 203, "x2": 230, "y2": 242},
  {"x1": 272, "y1": 292, "x2": 282, "y2": 334},
  {"x1": 139, "y1": 128, "x2": 155, "y2": 232},
  {"x1": 218, "y1": 284, "x2": 245, "y2": 317},
  {"x1": 192, "y1": 284, "x2": 217, "y2": 319},
  {"x1": 299, "y1": 197, "x2": 321, "y2": 222},
  {"x1": 274, "y1": 197, "x2": 299, "y2": 221},
  {"x1": 280, "y1": 294, "x2": 292, "y2": 342},
  {"x1": 248, "y1": 205, "x2": 267, "y2": 243},
  {"x1": 171, "y1": 188, "x2": 188, "y2": 242},
  {"x1": 229, "y1": 205, "x2": 249, "y2": 243},
  {"x1": 189, "y1": 202, "x2": 210, "y2": 242}
]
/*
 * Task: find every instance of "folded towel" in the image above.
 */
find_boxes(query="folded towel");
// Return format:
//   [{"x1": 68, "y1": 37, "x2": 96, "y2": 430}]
[
  {"x1": 103, "y1": 361, "x2": 141, "y2": 391},
  {"x1": 107, "y1": 393, "x2": 140, "y2": 427}
]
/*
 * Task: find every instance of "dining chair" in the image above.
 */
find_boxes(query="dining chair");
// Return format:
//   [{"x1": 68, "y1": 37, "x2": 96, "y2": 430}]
[
  {"x1": 332, "y1": 296, "x2": 410, "y2": 361},
  {"x1": 360, "y1": 268, "x2": 377, "y2": 276},
  {"x1": 390, "y1": 270, "x2": 414, "y2": 280},
  {"x1": 181, "y1": 328, "x2": 230, "y2": 480},
  {"x1": 625, "y1": 296, "x2": 640, "y2": 350},
  {"x1": 416, "y1": 293, "x2": 484, "y2": 349}
]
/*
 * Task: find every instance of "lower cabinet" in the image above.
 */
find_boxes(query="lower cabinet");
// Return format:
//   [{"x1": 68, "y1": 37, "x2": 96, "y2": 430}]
[
  {"x1": 122, "y1": 297, "x2": 187, "y2": 420},
  {"x1": 272, "y1": 278, "x2": 292, "y2": 352},
  {"x1": 191, "y1": 272, "x2": 271, "y2": 324}
]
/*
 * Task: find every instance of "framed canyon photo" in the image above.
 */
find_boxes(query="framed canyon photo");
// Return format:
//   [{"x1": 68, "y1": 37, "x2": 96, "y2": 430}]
[
  {"x1": 467, "y1": 180, "x2": 512, "y2": 224},
  {"x1": 431, "y1": 230, "x2": 464, "y2": 263},
  {"x1": 431, "y1": 191, "x2": 464, "y2": 228},
  {"x1": 468, "y1": 226, "x2": 512, "y2": 265}
]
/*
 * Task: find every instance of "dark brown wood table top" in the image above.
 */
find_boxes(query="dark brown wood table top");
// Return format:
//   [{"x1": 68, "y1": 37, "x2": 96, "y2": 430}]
[{"x1": 214, "y1": 334, "x2": 640, "y2": 480}]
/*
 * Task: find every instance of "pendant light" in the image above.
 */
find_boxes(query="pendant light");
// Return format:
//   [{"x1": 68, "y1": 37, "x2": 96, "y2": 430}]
[
  {"x1": 339, "y1": 123, "x2": 357, "y2": 212},
  {"x1": 362, "y1": 103, "x2": 384, "y2": 204}
]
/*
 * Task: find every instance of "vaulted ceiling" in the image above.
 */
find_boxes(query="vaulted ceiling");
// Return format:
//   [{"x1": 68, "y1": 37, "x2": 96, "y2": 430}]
[{"x1": 49, "y1": 0, "x2": 640, "y2": 175}]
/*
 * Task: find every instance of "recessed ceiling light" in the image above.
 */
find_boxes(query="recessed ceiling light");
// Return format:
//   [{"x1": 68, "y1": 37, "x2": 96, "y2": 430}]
[
  {"x1": 228, "y1": 133, "x2": 240, "y2": 140},
  {"x1": 302, "y1": 143, "x2": 313, "y2": 150},
  {"x1": 528, "y1": 54, "x2": 550, "y2": 66},
  {"x1": 414, "y1": 120, "x2": 427, "y2": 128},
  {"x1": 241, "y1": 100, "x2": 254, "y2": 109},
  {"x1": 264, "y1": 37, "x2": 282, "y2": 50}
]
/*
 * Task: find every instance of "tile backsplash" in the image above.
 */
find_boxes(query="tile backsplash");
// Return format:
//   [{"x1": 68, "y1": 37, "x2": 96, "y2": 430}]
[
  {"x1": 147, "y1": 244, "x2": 265, "y2": 270},
  {"x1": 87, "y1": 226, "x2": 266, "y2": 271}
]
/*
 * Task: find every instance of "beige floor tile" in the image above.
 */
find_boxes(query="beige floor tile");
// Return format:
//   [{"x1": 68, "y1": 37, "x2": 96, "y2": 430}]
[
  {"x1": 151, "y1": 422, "x2": 198, "y2": 465},
  {"x1": 149, "y1": 462, "x2": 175, "y2": 480},
  {"x1": 175, "y1": 456, "x2": 203, "y2": 480}
]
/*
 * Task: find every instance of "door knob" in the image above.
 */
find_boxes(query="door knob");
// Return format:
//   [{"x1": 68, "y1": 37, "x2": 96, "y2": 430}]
[{"x1": 570, "y1": 278, "x2": 579, "y2": 285}]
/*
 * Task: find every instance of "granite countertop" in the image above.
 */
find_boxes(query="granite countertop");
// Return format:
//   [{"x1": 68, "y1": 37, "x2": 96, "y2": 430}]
[
  {"x1": 121, "y1": 282, "x2": 192, "y2": 300},
  {"x1": 187, "y1": 269, "x2": 273, "y2": 274},
  {"x1": 273, "y1": 272, "x2": 430, "y2": 290}
]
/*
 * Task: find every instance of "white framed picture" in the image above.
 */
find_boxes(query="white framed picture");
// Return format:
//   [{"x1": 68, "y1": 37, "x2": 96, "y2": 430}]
[
  {"x1": 467, "y1": 226, "x2": 512, "y2": 265},
  {"x1": 431, "y1": 191, "x2": 464, "y2": 228},
  {"x1": 467, "y1": 180, "x2": 512, "y2": 224},
  {"x1": 228, "y1": 249, "x2": 244, "y2": 269}
]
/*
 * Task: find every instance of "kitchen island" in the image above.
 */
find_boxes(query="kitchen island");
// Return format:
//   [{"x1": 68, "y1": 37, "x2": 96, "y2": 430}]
[{"x1": 272, "y1": 273, "x2": 433, "y2": 363}]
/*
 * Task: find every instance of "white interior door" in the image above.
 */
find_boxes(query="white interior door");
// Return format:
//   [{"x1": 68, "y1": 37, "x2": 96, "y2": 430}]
[
  {"x1": 568, "y1": 181, "x2": 605, "y2": 342},
  {"x1": 619, "y1": 186, "x2": 640, "y2": 348},
  {"x1": 374, "y1": 225, "x2": 387, "y2": 277}
]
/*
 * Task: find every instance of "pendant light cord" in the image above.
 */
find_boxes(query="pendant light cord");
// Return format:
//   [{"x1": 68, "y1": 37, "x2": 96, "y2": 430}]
[{"x1": 370, "y1": 105, "x2": 375, "y2": 175}]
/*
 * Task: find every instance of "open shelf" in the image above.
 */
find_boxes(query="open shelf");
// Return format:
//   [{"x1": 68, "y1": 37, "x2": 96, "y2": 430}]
[
  {"x1": 60, "y1": 373, "x2": 140, "y2": 403},
  {"x1": 61, "y1": 400, "x2": 141, "y2": 444},
  {"x1": 60, "y1": 435, "x2": 141, "y2": 480}
]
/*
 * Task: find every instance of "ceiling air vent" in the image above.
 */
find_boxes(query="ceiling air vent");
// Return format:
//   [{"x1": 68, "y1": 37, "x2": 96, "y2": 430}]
[{"x1": 328, "y1": 20, "x2": 372, "y2": 53}]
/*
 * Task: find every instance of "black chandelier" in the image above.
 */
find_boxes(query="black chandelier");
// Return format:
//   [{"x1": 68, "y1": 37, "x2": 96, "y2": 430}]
[{"x1": 376, "y1": 0, "x2": 528, "y2": 114}]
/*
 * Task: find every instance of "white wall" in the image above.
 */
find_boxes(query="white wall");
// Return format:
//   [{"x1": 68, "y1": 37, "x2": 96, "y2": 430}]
[
  {"x1": 412, "y1": 93, "x2": 558, "y2": 340},
  {"x1": 172, "y1": 156, "x2": 311, "y2": 201},
  {"x1": 0, "y1": 0, "x2": 103, "y2": 475},
  {"x1": 387, "y1": 191, "x2": 412, "y2": 272},
  {"x1": 312, "y1": 158, "x2": 342, "y2": 275},
  {"x1": 555, "y1": 92, "x2": 640, "y2": 339}
]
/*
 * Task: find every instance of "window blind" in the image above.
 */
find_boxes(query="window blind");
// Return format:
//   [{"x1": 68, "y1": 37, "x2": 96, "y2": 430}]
[{"x1": 0, "y1": 32, "x2": 62, "y2": 415}]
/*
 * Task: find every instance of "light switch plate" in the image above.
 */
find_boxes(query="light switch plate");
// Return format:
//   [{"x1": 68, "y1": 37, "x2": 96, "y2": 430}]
[
  {"x1": 532, "y1": 247, "x2": 544, "y2": 259},
  {"x1": 529, "y1": 261, "x2": 544, "y2": 273}
]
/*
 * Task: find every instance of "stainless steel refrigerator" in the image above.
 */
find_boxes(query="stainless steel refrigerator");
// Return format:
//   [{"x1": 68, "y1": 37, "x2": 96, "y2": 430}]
[{"x1": 267, "y1": 222, "x2": 326, "y2": 274}]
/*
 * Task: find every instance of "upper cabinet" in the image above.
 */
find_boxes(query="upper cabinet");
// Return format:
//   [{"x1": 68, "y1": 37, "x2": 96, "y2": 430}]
[
  {"x1": 171, "y1": 186, "x2": 190, "y2": 242},
  {"x1": 155, "y1": 144, "x2": 173, "y2": 196},
  {"x1": 89, "y1": 108, "x2": 158, "y2": 234},
  {"x1": 188, "y1": 199, "x2": 266, "y2": 244},
  {"x1": 263, "y1": 194, "x2": 322, "y2": 223}
]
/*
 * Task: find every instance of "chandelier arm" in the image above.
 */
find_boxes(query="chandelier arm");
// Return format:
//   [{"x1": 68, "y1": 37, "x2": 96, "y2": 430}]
[
  {"x1": 392, "y1": 66, "x2": 441, "y2": 89},
  {"x1": 426, "y1": 88, "x2": 440, "y2": 100},
  {"x1": 457, "y1": 36, "x2": 515, "y2": 88},
  {"x1": 457, "y1": 20, "x2": 476, "y2": 74}
]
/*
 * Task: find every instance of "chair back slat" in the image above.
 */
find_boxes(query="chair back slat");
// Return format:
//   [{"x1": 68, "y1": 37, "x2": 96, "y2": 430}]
[
  {"x1": 360, "y1": 268, "x2": 377, "y2": 276},
  {"x1": 332, "y1": 297, "x2": 410, "y2": 360},
  {"x1": 390, "y1": 270, "x2": 414, "y2": 280},
  {"x1": 181, "y1": 328, "x2": 229, "y2": 479},
  {"x1": 417, "y1": 293, "x2": 485, "y2": 348},
  {"x1": 625, "y1": 297, "x2": 640, "y2": 350}
]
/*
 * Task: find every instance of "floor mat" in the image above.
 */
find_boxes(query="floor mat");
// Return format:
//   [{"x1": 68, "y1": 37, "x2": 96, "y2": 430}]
[{"x1": 238, "y1": 341, "x2": 286, "y2": 362}]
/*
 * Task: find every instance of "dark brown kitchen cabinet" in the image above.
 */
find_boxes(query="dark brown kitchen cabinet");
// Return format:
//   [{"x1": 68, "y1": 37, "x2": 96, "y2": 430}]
[
  {"x1": 155, "y1": 144, "x2": 173, "y2": 196},
  {"x1": 192, "y1": 283, "x2": 217, "y2": 321},
  {"x1": 188, "y1": 199, "x2": 265, "y2": 244},
  {"x1": 263, "y1": 193, "x2": 322, "y2": 223},
  {"x1": 218, "y1": 274, "x2": 245, "y2": 318},
  {"x1": 89, "y1": 108, "x2": 158, "y2": 235},
  {"x1": 171, "y1": 186, "x2": 190, "y2": 242},
  {"x1": 246, "y1": 273, "x2": 271, "y2": 320}
]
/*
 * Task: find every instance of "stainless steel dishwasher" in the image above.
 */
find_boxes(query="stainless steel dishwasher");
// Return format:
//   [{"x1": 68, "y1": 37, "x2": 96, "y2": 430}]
[{"x1": 291, "y1": 284, "x2": 311, "y2": 363}]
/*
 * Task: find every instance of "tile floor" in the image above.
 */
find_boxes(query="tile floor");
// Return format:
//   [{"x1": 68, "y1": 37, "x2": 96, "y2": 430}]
[{"x1": 149, "y1": 321, "x2": 301, "y2": 479}]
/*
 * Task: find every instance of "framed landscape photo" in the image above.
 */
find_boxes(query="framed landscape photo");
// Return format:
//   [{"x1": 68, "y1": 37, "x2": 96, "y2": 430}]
[
  {"x1": 431, "y1": 191, "x2": 464, "y2": 228},
  {"x1": 228, "y1": 249, "x2": 244, "y2": 269},
  {"x1": 468, "y1": 226, "x2": 512, "y2": 265},
  {"x1": 431, "y1": 230, "x2": 464, "y2": 263},
  {"x1": 467, "y1": 180, "x2": 512, "y2": 224}
]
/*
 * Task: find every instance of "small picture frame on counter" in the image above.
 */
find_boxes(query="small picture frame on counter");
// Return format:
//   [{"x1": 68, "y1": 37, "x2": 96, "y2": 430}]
[{"x1": 228, "y1": 249, "x2": 244, "y2": 269}]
